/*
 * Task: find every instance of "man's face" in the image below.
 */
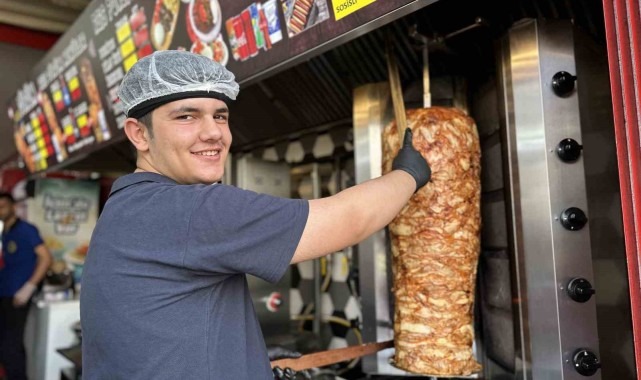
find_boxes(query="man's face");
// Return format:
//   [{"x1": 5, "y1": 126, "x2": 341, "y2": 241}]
[
  {"x1": 0, "y1": 198, "x2": 15, "y2": 223},
  {"x1": 143, "y1": 97, "x2": 232, "y2": 184}
]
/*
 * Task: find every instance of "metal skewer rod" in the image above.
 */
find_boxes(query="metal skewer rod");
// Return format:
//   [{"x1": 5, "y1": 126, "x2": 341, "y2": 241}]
[{"x1": 386, "y1": 36, "x2": 407, "y2": 144}]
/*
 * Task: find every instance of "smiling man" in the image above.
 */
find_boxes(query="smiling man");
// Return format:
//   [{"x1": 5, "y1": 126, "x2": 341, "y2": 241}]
[
  {"x1": 128, "y1": 99, "x2": 231, "y2": 184},
  {"x1": 79, "y1": 50, "x2": 431, "y2": 380}
]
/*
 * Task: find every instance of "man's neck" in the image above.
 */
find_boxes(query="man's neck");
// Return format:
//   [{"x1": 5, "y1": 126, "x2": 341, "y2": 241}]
[{"x1": 3, "y1": 215, "x2": 17, "y2": 230}]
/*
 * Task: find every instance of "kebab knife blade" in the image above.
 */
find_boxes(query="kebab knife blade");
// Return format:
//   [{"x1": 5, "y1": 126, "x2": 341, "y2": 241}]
[{"x1": 270, "y1": 339, "x2": 394, "y2": 371}]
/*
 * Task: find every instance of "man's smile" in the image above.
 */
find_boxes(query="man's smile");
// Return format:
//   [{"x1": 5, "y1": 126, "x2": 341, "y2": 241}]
[{"x1": 192, "y1": 149, "x2": 221, "y2": 157}]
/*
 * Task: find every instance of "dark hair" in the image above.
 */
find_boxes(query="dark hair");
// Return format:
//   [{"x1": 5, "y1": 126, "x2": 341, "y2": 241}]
[
  {"x1": 0, "y1": 191, "x2": 14, "y2": 204},
  {"x1": 137, "y1": 112, "x2": 153, "y2": 138}
]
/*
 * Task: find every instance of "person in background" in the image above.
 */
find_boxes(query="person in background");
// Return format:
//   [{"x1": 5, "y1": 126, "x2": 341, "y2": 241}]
[
  {"x1": 80, "y1": 50, "x2": 431, "y2": 380},
  {"x1": 0, "y1": 191, "x2": 53, "y2": 380}
]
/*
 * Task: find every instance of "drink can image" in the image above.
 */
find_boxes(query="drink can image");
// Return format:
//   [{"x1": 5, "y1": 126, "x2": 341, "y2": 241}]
[
  {"x1": 241, "y1": 8, "x2": 258, "y2": 57},
  {"x1": 225, "y1": 18, "x2": 240, "y2": 61},
  {"x1": 263, "y1": 0, "x2": 282, "y2": 44},
  {"x1": 232, "y1": 15, "x2": 250, "y2": 61},
  {"x1": 258, "y1": 5, "x2": 271, "y2": 50},
  {"x1": 248, "y1": 3, "x2": 265, "y2": 50}
]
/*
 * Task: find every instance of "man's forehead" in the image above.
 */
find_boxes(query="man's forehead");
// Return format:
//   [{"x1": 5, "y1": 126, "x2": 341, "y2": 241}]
[{"x1": 163, "y1": 97, "x2": 229, "y2": 112}]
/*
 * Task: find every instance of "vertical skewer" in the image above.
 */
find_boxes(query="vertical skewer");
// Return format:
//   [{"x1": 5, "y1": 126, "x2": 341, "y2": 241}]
[
  {"x1": 422, "y1": 41, "x2": 431, "y2": 108},
  {"x1": 409, "y1": 24, "x2": 431, "y2": 108},
  {"x1": 386, "y1": 37, "x2": 407, "y2": 146}
]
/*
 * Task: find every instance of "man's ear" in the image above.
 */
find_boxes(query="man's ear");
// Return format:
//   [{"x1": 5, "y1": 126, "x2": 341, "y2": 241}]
[{"x1": 123, "y1": 118, "x2": 150, "y2": 152}]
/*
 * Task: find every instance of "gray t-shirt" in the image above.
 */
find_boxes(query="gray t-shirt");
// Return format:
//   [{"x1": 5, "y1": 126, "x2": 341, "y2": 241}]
[{"x1": 80, "y1": 172, "x2": 309, "y2": 379}]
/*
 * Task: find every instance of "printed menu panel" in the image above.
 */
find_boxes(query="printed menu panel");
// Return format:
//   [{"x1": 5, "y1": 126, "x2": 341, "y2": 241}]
[
  {"x1": 8, "y1": 0, "x2": 428, "y2": 173},
  {"x1": 27, "y1": 178, "x2": 99, "y2": 265}
]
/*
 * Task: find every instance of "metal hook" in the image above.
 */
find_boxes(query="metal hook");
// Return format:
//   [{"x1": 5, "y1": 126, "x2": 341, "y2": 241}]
[{"x1": 409, "y1": 17, "x2": 489, "y2": 46}]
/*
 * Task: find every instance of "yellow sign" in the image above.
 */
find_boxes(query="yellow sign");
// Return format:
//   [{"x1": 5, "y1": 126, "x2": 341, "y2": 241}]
[
  {"x1": 116, "y1": 22, "x2": 132, "y2": 43},
  {"x1": 332, "y1": 0, "x2": 376, "y2": 21}
]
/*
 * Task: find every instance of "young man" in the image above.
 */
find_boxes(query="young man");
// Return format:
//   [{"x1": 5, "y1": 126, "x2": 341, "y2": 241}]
[
  {"x1": 0, "y1": 192, "x2": 53, "y2": 380},
  {"x1": 80, "y1": 50, "x2": 431, "y2": 380}
]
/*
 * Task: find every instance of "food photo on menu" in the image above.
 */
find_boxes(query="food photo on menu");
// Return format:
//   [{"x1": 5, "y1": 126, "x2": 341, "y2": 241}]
[
  {"x1": 130, "y1": 5, "x2": 154, "y2": 58},
  {"x1": 147, "y1": 0, "x2": 230, "y2": 65},
  {"x1": 281, "y1": 0, "x2": 330, "y2": 37},
  {"x1": 79, "y1": 58, "x2": 111, "y2": 143},
  {"x1": 186, "y1": 0, "x2": 230, "y2": 65},
  {"x1": 151, "y1": 0, "x2": 181, "y2": 50}
]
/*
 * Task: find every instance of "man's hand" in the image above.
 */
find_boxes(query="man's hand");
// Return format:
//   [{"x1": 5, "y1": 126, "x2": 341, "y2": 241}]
[
  {"x1": 272, "y1": 366, "x2": 295, "y2": 380},
  {"x1": 14, "y1": 282, "x2": 36, "y2": 307},
  {"x1": 267, "y1": 346, "x2": 302, "y2": 361},
  {"x1": 392, "y1": 128, "x2": 431, "y2": 192},
  {"x1": 268, "y1": 346, "x2": 311, "y2": 380},
  {"x1": 272, "y1": 366, "x2": 312, "y2": 380}
]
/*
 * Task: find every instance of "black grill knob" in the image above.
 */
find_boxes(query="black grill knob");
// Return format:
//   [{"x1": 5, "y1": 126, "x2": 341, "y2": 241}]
[
  {"x1": 560, "y1": 207, "x2": 588, "y2": 231},
  {"x1": 552, "y1": 71, "x2": 577, "y2": 97},
  {"x1": 567, "y1": 278, "x2": 595, "y2": 303},
  {"x1": 556, "y1": 138, "x2": 583, "y2": 162},
  {"x1": 573, "y1": 349, "x2": 601, "y2": 376}
]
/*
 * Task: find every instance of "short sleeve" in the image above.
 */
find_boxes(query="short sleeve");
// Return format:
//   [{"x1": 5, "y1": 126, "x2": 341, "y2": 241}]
[
  {"x1": 26, "y1": 224, "x2": 44, "y2": 249},
  {"x1": 184, "y1": 185, "x2": 309, "y2": 283}
]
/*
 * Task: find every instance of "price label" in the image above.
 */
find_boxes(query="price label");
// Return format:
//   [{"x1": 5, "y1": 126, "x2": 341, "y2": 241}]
[{"x1": 332, "y1": 0, "x2": 376, "y2": 21}]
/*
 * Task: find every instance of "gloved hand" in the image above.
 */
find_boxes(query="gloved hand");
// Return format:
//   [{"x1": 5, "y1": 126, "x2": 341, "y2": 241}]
[
  {"x1": 272, "y1": 366, "x2": 312, "y2": 380},
  {"x1": 267, "y1": 346, "x2": 303, "y2": 361},
  {"x1": 268, "y1": 346, "x2": 311, "y2": 380},
  {"x1": 272, "y1": 366, "x2": 297, "y2": 380},
  {"x1": 14, "y1": 282, "x2": 37, "y2": 307},
  {"x1": 392, "y1": 128, "x2": 431, "y2": 192}
]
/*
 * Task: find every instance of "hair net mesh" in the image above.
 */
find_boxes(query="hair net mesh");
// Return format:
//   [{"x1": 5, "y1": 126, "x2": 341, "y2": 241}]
[{"x1": 117, "y1": 50, "x2": 240, "y2": 116}]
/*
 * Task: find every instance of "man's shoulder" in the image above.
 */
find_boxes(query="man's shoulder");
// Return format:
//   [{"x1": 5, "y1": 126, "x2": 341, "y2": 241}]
[{"x1": 16, "y1": 219, "x2": 39, "y2": 233}]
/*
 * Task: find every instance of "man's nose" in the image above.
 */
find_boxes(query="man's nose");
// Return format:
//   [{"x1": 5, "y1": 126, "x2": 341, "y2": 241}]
[{"x1": 200, "y1": 117, "x2": 223, "y2": 140}]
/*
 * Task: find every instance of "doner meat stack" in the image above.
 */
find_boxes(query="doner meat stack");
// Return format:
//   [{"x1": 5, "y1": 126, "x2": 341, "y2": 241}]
[{"x1": 382, "y1": 107, "x2": 482, "y2": 376}]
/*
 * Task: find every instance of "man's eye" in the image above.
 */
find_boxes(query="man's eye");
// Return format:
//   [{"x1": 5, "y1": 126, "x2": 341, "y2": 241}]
[
  {"x1": 214, "y1": 114, "x2": 229, "y2": 122},
  {"x1": 177, "y1": 115, "x2": 194, "y2": 120}
]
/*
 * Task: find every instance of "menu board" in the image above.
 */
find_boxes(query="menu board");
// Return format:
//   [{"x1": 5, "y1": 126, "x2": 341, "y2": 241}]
[
  {"x1": 7, "y1": 0, "x2": 430, "y2": 173},
  {"x1": 27, "y1": 178, "x2": 99, "y2": 264}
]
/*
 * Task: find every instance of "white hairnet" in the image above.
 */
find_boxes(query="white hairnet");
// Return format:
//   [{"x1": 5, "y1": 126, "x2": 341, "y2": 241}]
[{"x1": 117, "y1": 50, "x2": 240, "y2": 118}]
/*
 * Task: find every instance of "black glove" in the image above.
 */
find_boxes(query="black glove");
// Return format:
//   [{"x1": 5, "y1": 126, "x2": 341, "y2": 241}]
[
  {"x1": 267, "y1": 346, "x2": 302, "y2": 361},
  {"x1": 272, "y1": 366, "x2": 312, "y2": 380},
  {"x1": 272, "y1": 366, "x2": 297, "y2": 380},
  {"x1": 392, "y1": 128, "x2": 431, "y2": 192},
  {"x1": 268, "y1": 346, "x2": 311, "y2": 380}
]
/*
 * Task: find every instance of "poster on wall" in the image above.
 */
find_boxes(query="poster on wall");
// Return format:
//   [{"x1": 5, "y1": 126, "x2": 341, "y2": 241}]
[
  {"x1": 26, "y1": 178, "x2": 99, "y2": 268},
  {"x1": 7, "y1": 0, "x2": 431, "y2": 174}
]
